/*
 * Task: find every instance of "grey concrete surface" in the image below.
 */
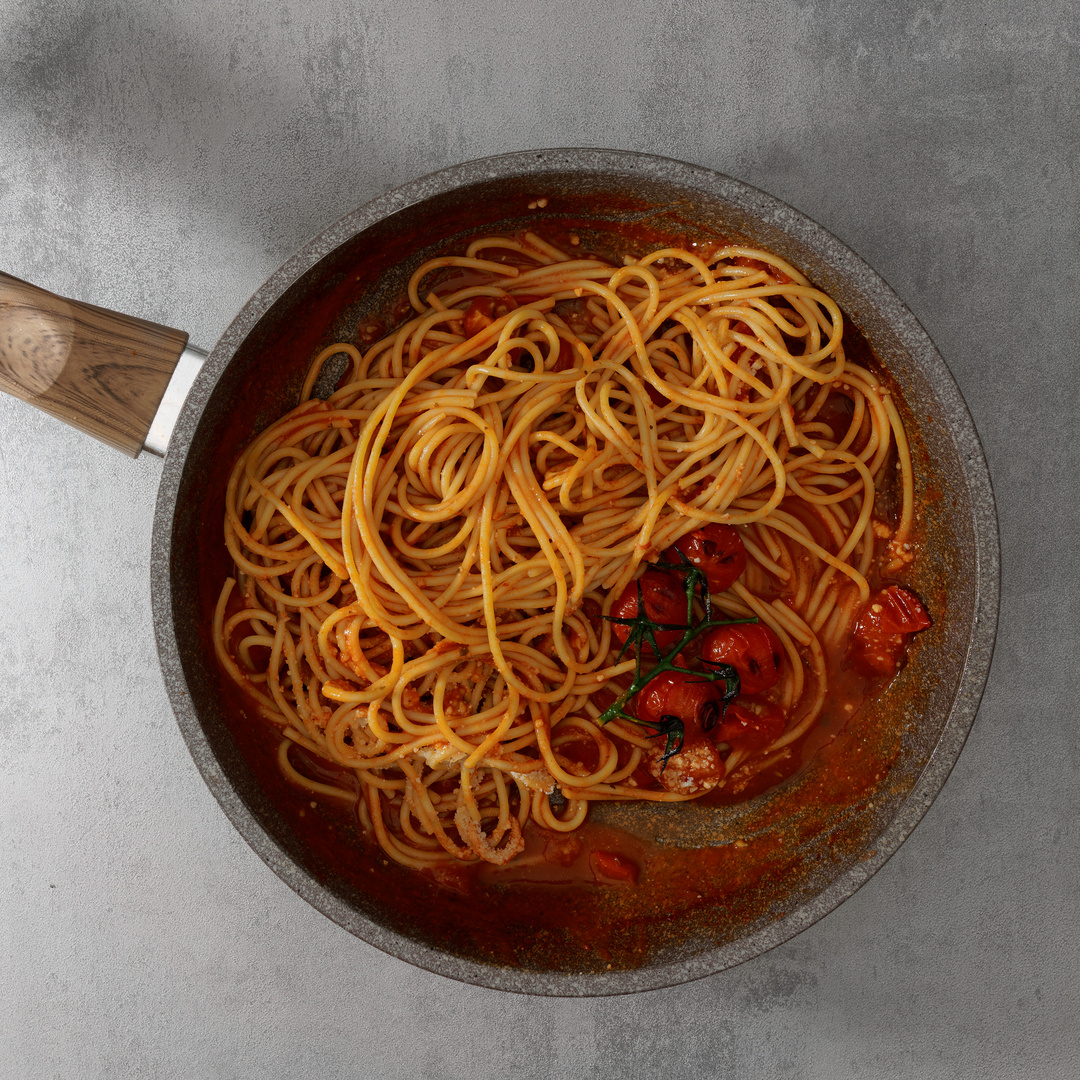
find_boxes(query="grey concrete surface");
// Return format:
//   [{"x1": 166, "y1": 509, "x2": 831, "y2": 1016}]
[{"x1": 0, "y1": 1, "x2": 1076, "y2": 1077}]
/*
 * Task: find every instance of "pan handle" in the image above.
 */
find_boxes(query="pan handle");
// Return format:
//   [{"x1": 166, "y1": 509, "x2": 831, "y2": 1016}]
[{"x1": 0, "y1": 270, "x2": 193, "y2": 457}]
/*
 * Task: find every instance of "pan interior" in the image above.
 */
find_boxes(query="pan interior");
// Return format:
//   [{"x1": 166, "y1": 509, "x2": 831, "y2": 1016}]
[{"x1": 154, "y1": 153, "x2": 997, "y2": 995}]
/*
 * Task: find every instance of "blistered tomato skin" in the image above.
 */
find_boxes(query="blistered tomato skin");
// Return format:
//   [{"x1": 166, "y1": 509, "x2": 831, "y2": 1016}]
[
  {"x1": 700, "y1": 623, "x2": 784, "y2": 694},
  {"x1": 663, "y1": 524, "x2": 747, "y2": 593},
  {"x1": 609, "y1": 572, "x2": 689, "y2": 653},
  {"x1": 634, "y1": 671, "x2": 728, "y2": 795},
  {"x1": 633, "y1": 670, "x2": 726, "y2": 737},
  {"x1": 849, "y1": 586, "x2": 931, "y2": 678}
]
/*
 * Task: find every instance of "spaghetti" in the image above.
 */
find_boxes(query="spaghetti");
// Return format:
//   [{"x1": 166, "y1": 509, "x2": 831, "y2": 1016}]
[{"x1": 213, "y1": 231, "x2": 922, "y2": 871}]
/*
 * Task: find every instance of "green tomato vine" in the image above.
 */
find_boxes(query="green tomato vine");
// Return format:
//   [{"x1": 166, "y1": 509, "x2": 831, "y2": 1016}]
[{"x1": 599, "y1": 553, "x2": 757, "y2": 766}]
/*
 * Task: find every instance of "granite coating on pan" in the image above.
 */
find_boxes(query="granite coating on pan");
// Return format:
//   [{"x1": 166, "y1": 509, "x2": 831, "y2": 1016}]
[
  {"x1": 1, "y1": 0, "x2": 1078, "y2": 1077},
  {"x1": 153, "y1": 149, "x2": 997, "y2": 995}
]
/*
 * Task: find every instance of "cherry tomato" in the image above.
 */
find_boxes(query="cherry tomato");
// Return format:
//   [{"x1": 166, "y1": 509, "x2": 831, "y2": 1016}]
[
  {"x1": 849, "y1": 586, "x2": 931, "y2": 677},
  {"x1": 700, "y1": 622, "x2": 784, "y2": 694},
  {"x1": 462, "y1": 295, "x2": 517, "y2": 337},
  {"x1": 609, "y1": 571, "x2": 689, "y2": 653},
  {"x1": 635, "y1": 675, "x2": 728, "y2": 796},
  {"x1": 634, "y1": 670, "x2": 726, "y2": 738},
  {"x1": 663, "y1": 524, "x2": 747, "y2": 593},
  {"x1": 591, "y1": 850, "x2": 638, "y2": 884},
  {"x1": 645, "y1": 735, "x2": 724, "y2": 796},
  {"x1": 713, "y1": 701, "x2": 786, "y2": 753}
]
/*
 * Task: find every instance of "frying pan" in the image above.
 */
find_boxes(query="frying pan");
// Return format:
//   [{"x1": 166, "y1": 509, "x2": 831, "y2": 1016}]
[{"x1": 0, "y1": 149, "x2": 999, "y2": 995}]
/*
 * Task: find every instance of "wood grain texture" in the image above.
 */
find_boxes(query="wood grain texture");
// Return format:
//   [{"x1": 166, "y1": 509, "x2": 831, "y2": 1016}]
[{"x1": 0, "y1": 270, "x2": 188, "y2": 456}]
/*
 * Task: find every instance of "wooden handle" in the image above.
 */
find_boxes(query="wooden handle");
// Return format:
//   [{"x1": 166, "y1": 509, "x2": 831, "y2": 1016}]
[{"x1": 0, "y1": 270, "x2": 189, "y2": 457}]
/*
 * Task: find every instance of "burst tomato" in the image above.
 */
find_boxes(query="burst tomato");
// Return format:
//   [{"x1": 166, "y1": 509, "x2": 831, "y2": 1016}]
[
  {"x1": 609, "y1": 571, "x2": 689, "y2": 653},
  {"x1": 700, "y1": 622, "x2": 784, "y2": 694},
  {"x1": 663, "y1": 523, "x2": 747, "y2": 593},
  {"x1": 713, "y1": 701, "x2": 786, "y2": 753},
  {"x1": 633, "y1": 670, "x2": 726, "y2": 737},
  {"x1": 645, "y1": 735, "x2": 724, "y2": 796},
  {"x1": 849, "y1": 586, "x2": 932, "y2": 677},
  {"x1": 634, "y1": 672, "x2": 729, "y2": 795}
]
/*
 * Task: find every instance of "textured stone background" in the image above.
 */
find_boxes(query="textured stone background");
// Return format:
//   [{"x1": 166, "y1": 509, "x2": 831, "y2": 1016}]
[{"x1": 1, "y1": 1, "x2": 1077, "y2": 1077}]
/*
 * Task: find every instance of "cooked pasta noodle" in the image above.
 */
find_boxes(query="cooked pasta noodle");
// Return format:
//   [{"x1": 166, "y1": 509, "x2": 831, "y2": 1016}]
[{"x1": 213, "y1": 231, "x2": 917, "y2": 870}]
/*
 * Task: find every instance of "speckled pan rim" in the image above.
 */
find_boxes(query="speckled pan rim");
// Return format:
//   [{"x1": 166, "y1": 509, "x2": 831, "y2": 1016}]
[{"x1": 151, "y1": 149, "x2": 1000, "y2": 996}]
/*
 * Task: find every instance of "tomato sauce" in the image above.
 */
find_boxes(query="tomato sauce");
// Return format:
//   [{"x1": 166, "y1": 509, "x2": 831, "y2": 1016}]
[{"x1": 188, "y1": 212, "x2": 936, "y2": 974}]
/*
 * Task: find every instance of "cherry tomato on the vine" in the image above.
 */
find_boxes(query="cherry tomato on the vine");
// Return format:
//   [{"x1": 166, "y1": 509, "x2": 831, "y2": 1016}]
[
  {"x1": 609, "y1": 571, "x2": 689, "y2": 653},
  {"x1": 663, "y1": 523, "x2": 747, "y2": 593},
  {"x1": 634, "y1": 671, "x2": 728, "y2": 796},
  {"x1": 849, "y1": 585, "x2": 931, "y2": 677},
  {"x1": 700, "y1": 622, "x2": 784, "y2": 695},
  {"x1": 633, "y1": 669, "x2": 727, "y2": 738}
]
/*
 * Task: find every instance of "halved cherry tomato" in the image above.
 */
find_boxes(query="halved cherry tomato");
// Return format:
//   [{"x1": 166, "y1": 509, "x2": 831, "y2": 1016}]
[
  {"x1": 609, "y1": 571, "x2": 689, "y2": 653},
  {"x1": 700, "y1": 622, "x2": 784, "y2": 694},
  {"x1": 849, "y1": 586, "x2": 931, "y2": 677},
  {"x1": 633, "y1": 669, "x2": 727, "y2": 737},
  {"x1": 591, "y1": 850, "x2": 638, "y2": 884},
  {"x1": 713, "y1": 701, "x2": 786, "y2": 753},
  {"x1": 662, "y1": 523, "x2": 747, "y2": 593},
  {"x1": 462, "y1": 295, "x2": 517, "y2": 337}
]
